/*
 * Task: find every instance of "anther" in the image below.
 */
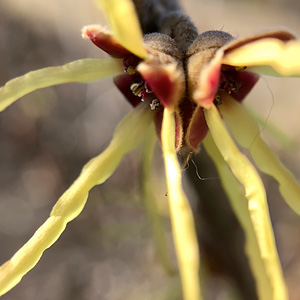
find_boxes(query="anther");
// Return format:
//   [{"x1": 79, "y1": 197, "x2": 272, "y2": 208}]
[
  {"x1": 150, "y1": 99, "x2": 161, "y2": 110},
  {"x1": 130, "y1": 82, "x2": 145, "y2": 96},
  {"x1": 228, "y1": 81, "x2": 241, "y2": 92},
  {"x1": 125, "y1": 66, "x2": 137, "y2": 75},
  {"x1": 214, "y1": 94, "x2": 222, "y2": 105}
]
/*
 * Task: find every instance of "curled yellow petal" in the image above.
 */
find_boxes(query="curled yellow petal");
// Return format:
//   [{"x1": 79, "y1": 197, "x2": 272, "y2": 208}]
[
  {"x1": 219, "y1": 95, "x2": 300, "y2": 215},
  {"x1": 222, "y1": 38, "x2": 300, "y2": 77},
  {"x1": 141, "y1": 124, "x2": 174, "y2": 275},
  {"x1": 97, "y1": 0, "x2": 148, "y2": 59},
  {"x1": 0, "y1": 58, "x2": 124, "y2": 112},
  {"x1": 203, "y1": 134, "x2": 273, "y2": 300},
  {"x1": 0, "y1": 102, "x2": 154, "y2": 296},
  {"x1": 161, "y1": 108, "x2": 202, "y2": 300},
  {"x1": 204, "y1": 104, "x2": 287, "y2": 300},
  {"x1": 248, "y1": 108, "x2": 297, "y2": 150}
]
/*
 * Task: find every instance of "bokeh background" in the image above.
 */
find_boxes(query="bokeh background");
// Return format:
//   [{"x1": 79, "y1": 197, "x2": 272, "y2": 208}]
[{"x1": 0, "y1": 0, "x2": 300, "y2": 299}]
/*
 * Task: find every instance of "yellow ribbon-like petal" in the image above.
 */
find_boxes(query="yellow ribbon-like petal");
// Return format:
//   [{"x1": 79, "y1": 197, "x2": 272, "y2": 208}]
[
  {"x1": 219, "y1": 95, "x2": 300, "y2": 215},
  {"x1": 222, "y1": 38, "x2": 300, "y2": 77},
  {"x1": 0, "y1": 102, "x2": 154, "y2": 296},
  {"x1": 248, "y1": 108, "x2": 297, "y2": 150},
  {"x1": 161, "y1": 108, "x2": 202, "y2": 300},
  {"x1": 141, "y1": 124, "x2": 175, "y2": 275},
  {"x1": 0, "y1": 58, "x2": 124, "y2": 112},
  {"x1": 203, "y1": 134, "x2": 273, "y2": 300},
  {"x1": 97, "y1": 0, "x2": 148, "y2": 59},
  {"x1": 204, "y1": 104, "x2": 287, "y2": 300}
]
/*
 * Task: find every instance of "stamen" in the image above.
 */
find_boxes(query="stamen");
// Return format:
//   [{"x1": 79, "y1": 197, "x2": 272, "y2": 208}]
[
  {"x1": 150, "y1": 99, "x2": 161, "y2": 110},
  {"x1": 123, "y1": 57, "x2": 162, "y2": 107},
  {"x1": 138, "y1": 89, "x2": 147, "y2": 100},
  {"x1": 144, "y1": 82, "x2": 152, "y2": 93},
  {"x1": 214, "y1": 94, "x2": 222, "y2": 105},
  {"x1": 130, "y1": 82, "x2": 145, "y2": 96},
  {"x1": 219, "y1": 69, "x2": 242, "y2": 96},
  {"x1": 228, "y1": 80, "x2": 241, "y2": 92},
  {"x1": 125, "y1": 66, "x2": 137, "y2": 75},
  {"x1": 123, "y1": 55, "x2": 140, "y2": 74}
]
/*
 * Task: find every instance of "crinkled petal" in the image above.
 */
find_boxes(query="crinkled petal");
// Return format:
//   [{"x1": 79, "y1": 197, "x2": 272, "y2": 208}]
[
  {"x1": 223, "y1": 29, "x2": 296, "y2": 53},
  {"x1": 97, "y1": 0, "x2": 148, "y2": 59},
  {"x1": 0, "y1": 58, "x2": 123, "y2": 112},
  {"x1": 82, "y1": 25, "x2": 132, "y2": 58},
  {"x1": 204, "y1": 104, "x2": 287, "y2": 300},
  {"x1": 154, "y1": 109, "x2": 183, "y2": 152},
  {"x1": 223, "y1": 38, "x2": 300, "y2": 77},
  {"x1": 161, "y1": 108, "x2": 202, "y2": 300},
  {"x1": 204, "y1": 134, "x2": 274, "y2": 300},
  {"x1": 219, "y1": 95, "x2": 300, "y2": 215},
  {"x1": 141, "y1": 124, "x2": 174, "y2": 274},
  {"x1": 0, "y1": 102, "x2": 154, "y2": 296},
  {"x1": 248, "y1": 108, "x2": 297, "y2": 149}
]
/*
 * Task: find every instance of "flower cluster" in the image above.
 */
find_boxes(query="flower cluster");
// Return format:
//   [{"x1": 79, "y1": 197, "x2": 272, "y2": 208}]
[{"x1": 0, "y1": 0, "x2": 300, "y2": 299}]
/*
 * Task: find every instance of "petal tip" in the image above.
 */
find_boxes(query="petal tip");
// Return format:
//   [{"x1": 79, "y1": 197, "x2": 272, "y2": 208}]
[
  {"x1": 81, "y1": 24, "x2": 110, "y2": 40},
  {"x1": 82, "y1": 24, "x2": 132, "y2": 58}
]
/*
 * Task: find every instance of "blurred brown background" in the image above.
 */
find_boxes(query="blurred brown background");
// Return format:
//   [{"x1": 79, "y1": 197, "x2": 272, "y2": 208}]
[{"x1": 0, "y1": 0, "x2": 300, "y2": 299}]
